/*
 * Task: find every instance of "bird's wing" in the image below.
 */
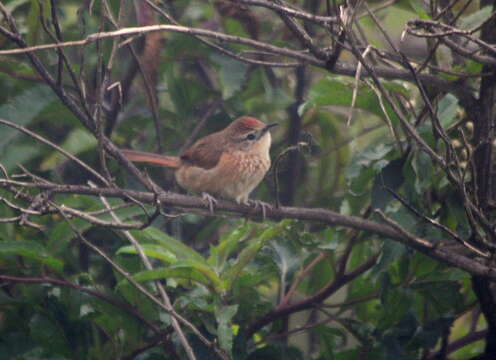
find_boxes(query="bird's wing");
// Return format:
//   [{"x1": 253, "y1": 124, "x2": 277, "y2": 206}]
[{"x1": 180, "y1": 133, "x2": 226, "y2": 170}]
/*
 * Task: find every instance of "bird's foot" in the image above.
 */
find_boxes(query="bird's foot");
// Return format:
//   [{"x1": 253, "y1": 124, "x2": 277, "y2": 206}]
[
  {"x1": 201, "y1": 192, "x2": 218, "y2": 213},
  {"x1": 247, "y1": 199, "x2": 272, "y2": 220}
]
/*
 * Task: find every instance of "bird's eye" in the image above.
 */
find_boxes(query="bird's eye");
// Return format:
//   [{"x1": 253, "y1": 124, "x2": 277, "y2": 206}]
[{"x1": 246, "y1": 133, "x2": 256, "y2": 140}]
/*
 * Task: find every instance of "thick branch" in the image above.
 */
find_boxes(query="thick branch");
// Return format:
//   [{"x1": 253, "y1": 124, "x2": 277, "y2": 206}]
[{"x1": 1, "y1": 179, "x2": 494, "y2": 281}]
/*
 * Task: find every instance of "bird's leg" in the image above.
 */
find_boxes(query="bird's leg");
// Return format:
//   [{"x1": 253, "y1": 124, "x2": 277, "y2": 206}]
[{"x1": 201, "y1": 192, "x2": 218, "y2": 213}]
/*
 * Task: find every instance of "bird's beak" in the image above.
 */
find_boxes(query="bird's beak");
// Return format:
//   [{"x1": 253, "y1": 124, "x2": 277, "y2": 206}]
[
  {"x1": 265, "y1": 123, "x2": 279, "y2": 130},
  {"x1": 261, "y1": 123, "x2": 278, "y2": 134}
]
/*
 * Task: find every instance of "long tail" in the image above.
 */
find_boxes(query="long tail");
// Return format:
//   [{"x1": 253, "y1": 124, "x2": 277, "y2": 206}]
[{"x1": 121, "y1": 149, "x2": 181, "y2": 168}]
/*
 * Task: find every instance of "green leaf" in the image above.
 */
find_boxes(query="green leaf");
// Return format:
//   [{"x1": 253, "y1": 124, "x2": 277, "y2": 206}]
[
  {"x1": 372, "y1": 158, "x2": 406, "y2": 211},
  {"x1": 223, "y1": 238, "x2": 265, "y2": 286},
  {"x1": 223, "y1": 226, "x2": 282, "y2": 286},
  {"x1": 411, "y1": 280, "x2": 464, "y2": 314},
  {"x1": 29, "y1": 314, "x2": 70, "y2": 357},
  {"x1": 211, "y1": 53, "x2": 248, "y2": 99},
  {"x1": 410, "y1": 150, "x2": 434, "y2": 195},
  {"x1": 129, "y1": 227, "x2": 206, "y2": 263},
  {"x1": 318, "y1": 227, "x2": 339, "y2": 251},
  {"x1": 116, "y1": 244, "x2": 177, "y2": 264},
  {"x1": 26, "y1": 0, "x2": 42, "y2": 45},
  {"x1": 348, "y1": 142, "x2": 394, "y2": 195},
  {"x1": 300, "y1": 256, "x2": 333, "y2": 295},
  {"x1": 208, "y1": 223, "x2": 252, "y2": 269},
  {"x1": 0, "y1": 240, "x2": 63, "y2": 271},
  {"x1": 459, "y1": 6, "x2": 493, "y2": 29},
  {"x1": 408, "y1": 0, "x2": 430, "y2": 19},
  {"x1": 130, "y1": 260, "x2": 223, "y2": 290},
  {"x1": 4, "y1": 0, "x2": 31, "y2": 13},
  {"x1": 307, "y1": 77, "x2": 399, "y2": 124},
  {"x1": 372, "y1": 240, "x2": 406, "y2": 276},
  {"x1": 215, "y1": 304, "x2": 238, "y2": 353},
  {"x1": 437, "y1": 94, "x2": 458, "y2": 129},
  {"x1": 130, "y1": 266, "x2": 210, "y2": 287},
  {"x1": 165, "y1": 63, "x2": 215, "y2": 117},
  {"x1": 410, "y1": 316, "x2": 453, "y2": 349},
  {"x1": 314, "y1": 325, "x2": 347, "y2": 359},
  {"x1": 268, "y1": 239, "x2": 300, "y2": 290},
  {"x1": 0, "y1": 85, "x2": 56, "y2": 170},
  {"x1": 380, "y1": 313, "x2": 419, "y2": 359},
  {"x1": 379, "y1": 287, "x2": 414, "y2": 329}
]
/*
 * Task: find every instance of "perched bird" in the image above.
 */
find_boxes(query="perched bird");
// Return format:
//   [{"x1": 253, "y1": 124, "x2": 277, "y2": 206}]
[{"x1": 122, "y1": 116, "x2": 278, "y2": 209}]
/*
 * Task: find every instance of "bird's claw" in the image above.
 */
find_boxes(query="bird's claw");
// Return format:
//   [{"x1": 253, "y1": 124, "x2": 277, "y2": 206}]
[
  {"x1": 201, "y1": 192, "x2": 218, "y2": 213},
  {"x1": 248, "y1": 200, "x2": 272, "y2": 219}
]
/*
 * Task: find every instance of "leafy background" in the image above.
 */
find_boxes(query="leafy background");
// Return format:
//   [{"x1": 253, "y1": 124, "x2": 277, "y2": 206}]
[{"x1": 0, "y1": 0, "x2": 493, "y2": 359}]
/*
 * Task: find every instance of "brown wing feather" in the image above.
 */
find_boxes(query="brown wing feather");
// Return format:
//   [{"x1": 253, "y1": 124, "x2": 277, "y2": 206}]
[{"x1": 180, "y1": 132, "x2": 226, "y2": 170}]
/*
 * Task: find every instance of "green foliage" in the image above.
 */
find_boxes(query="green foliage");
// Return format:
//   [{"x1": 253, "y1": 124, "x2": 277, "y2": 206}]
[{"x1": 0, "y1": 0, "x2": 486, "y2": 359}]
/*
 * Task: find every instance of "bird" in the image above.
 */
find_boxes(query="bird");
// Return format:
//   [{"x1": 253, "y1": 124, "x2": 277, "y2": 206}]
[{"x1": 122, "y1": 116, "x2": 278, "y2": 211}]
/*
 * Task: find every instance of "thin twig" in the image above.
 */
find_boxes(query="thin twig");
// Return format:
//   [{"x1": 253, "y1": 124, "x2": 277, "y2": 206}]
[{"x1": 89, "y1": 182, "x2": 200, "y2": 360}]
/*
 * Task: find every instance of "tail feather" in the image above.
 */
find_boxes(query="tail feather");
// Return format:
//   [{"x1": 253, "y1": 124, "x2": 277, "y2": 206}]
[{"x1": 121, "y1": 149, "x2": 181, "y2": 168}]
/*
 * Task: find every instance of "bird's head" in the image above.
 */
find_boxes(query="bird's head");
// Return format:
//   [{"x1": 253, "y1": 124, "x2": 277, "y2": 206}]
[{"x1": 225, "y1": 117, "x2": 278, "y2": 153}]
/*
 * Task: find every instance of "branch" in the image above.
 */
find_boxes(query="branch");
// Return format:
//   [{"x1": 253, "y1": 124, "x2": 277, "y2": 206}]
[
  {"x1": 231, "y1": 0, "x2": 336, "y2": 25},
  {"x1": 426, "y1": 329, "x2": 487, "y2": 359},
  {"x1": 246, "y1": 252, "x2": 379, "y2": 337},
  {"x1": 1, "y1": 179, "x2": 494, "y2": 281},
  {"x1": 0, "y1": 23, "x2": 475, "y2": 104}
]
